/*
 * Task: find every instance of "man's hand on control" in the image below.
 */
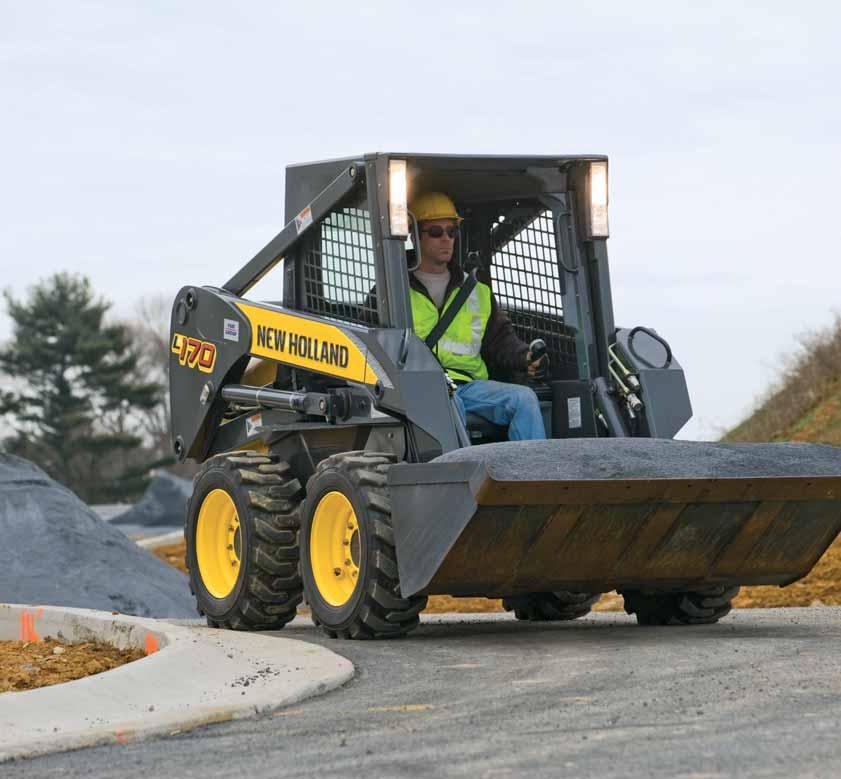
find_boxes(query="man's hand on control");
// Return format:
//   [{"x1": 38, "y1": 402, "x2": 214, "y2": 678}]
[{"x1": 525, "y1": 350, "x2": 549, "y2": 380}]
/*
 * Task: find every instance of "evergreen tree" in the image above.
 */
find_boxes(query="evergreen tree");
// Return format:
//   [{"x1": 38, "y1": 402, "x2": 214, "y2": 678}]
[{"x1": 0, "y1": 273, "x2": 163, "y2": 502}]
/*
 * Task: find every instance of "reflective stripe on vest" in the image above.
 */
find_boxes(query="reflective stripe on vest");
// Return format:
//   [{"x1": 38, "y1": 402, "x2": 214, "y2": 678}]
[{"x1": 410, "y1": 280, "x2": 492, "y2": 382}]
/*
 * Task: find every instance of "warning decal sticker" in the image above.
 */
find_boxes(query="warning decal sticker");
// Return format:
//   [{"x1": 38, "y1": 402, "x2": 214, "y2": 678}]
[{"x1": 294, "y1": 205, "x2": 313, "y2": 234}]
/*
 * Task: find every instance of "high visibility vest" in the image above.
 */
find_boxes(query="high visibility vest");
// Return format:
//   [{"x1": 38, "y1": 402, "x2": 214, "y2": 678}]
[{"x1": 410, "y1": 280, "x2": 492, "y2": 382}]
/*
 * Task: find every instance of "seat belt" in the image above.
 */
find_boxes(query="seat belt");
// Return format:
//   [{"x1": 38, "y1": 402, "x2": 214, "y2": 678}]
[{"x1": 424, "y1": 271, "x2": 478, "y2": 351}]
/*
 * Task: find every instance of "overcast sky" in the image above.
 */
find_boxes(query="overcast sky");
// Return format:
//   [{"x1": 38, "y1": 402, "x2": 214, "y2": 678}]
[{"x1": 2, "y1": 1, "x2": 839, "y2": 440}]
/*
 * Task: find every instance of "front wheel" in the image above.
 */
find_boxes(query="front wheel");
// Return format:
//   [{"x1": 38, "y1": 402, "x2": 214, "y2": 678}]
[
  {"x1": 185, "y1": 451, "x2": 303, "y2": 630},
  {"x1": 299, "y1": 451, "x2": 426, "y2": 640},
  {"x1": 620, "y1": 585, "x2": 740, "y2": 626}
]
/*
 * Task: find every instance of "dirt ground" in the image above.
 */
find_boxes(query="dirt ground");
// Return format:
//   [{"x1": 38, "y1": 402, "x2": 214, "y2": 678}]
[
  {"x1": 154, "y1": 533, "x2": 841, "y2": 614},
  {"x1": 0, "y1": 638, "x2": 145, "y2": 693}
]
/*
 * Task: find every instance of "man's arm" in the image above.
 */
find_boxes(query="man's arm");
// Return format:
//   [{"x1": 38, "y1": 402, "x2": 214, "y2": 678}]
[{"x1": 480, "y1": 295, "x2": 530, "y2": 375}]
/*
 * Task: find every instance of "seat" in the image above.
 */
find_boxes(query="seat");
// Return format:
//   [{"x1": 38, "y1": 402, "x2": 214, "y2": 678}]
[
  {"x1": 463, "y1": 384, "x2": 553, "y2": 443},
  {"x1": 465, "y1": 412, "x2": 508, "y2": 443}
]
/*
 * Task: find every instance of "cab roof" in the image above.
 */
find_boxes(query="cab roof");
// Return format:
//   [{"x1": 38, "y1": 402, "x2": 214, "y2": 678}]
[{"x1": 285, "y1": 152, "x2": 607, "y2": 222}]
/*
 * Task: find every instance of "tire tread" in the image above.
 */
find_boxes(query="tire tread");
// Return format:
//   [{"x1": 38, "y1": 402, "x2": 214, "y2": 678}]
[
  {"x1": 304, "y1": 451, "x2": 427, "y2": 639},
  {"x1": 620, "y1": 585, "x2": 739, "y2": 626},
  {"x1": 186, "y1": 450, "x2": 303, "y2": 631},
  {"x1": 502, "y1": 591, "x2": 599, "y2": 622}
]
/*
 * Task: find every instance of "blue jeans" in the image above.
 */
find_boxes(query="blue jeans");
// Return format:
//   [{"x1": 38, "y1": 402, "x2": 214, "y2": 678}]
[{"x1": 454, "y1": 380, "x2": 546, "y2": 441}]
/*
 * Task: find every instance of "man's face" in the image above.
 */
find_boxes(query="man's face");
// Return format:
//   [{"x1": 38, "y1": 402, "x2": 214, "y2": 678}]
[{"x1": 417, "y1": 218, "x2": 457, "y2": 271}]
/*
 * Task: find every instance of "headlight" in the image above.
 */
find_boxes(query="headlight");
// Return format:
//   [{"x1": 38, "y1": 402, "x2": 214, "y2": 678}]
[
  {"x1": 588, "y1": 161, "x2": 609, "y2": 238},
  {"x1": 388, "y1": 159, "x2": 408, "y2": 237}
]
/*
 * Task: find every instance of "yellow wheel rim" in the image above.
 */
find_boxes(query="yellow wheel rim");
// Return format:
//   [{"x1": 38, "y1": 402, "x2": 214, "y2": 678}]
[
  {"x1": 310, "y1": 491, "x2": 361, "y2": 607},
  {"x1": 196, "y1": 488, "x2": 242, "y2": 599}
]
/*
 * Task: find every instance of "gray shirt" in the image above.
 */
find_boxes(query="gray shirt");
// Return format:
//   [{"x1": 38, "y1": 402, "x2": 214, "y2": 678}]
[{"x1": 413, "y1": 269, "x2": 451, "y2": 310}]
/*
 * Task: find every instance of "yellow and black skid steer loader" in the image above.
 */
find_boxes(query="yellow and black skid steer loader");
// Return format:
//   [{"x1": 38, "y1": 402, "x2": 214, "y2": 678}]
[{"x1": 169, "y1": 153, "x2": 841, "y2": 638}]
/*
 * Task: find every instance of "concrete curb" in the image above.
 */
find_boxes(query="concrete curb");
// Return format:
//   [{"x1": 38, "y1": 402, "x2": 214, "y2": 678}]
[
  {"x1": 0, "y1": 604, "x2": 354, "y2": 762},
  {"x1": 136, "y1": 530, "x2": 184, "y2": 549}
]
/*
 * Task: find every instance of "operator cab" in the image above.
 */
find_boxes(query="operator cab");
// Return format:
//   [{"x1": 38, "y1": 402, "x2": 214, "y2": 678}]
[
  {"x1": 243, "y1": 154, "x2": 611, "y2": 443},
  {"x1": 226, "y1": 153, "x2": 688, "y2": 453}
]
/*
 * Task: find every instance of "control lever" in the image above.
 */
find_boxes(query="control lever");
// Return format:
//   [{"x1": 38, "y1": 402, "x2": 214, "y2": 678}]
[
  {"x1": 464, "y1": 251, "x2": 483, "y2": 273},
  {"x1": 528, "y1": 338, "x2": 548, "y2": 382}
]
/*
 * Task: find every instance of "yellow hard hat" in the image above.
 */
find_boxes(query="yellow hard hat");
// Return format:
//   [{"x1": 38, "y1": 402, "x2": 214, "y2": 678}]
[{"x1": 408, "y1": 191, "x2": 463, "y2": 224}]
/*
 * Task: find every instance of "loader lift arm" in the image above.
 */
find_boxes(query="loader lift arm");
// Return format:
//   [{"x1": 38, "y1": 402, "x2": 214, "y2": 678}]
[{"x1": 223, "y1": 162, "x2": 364, "y2": 297}]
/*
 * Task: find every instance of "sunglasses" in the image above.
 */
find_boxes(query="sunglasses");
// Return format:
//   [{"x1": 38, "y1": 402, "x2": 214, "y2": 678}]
[{"x1": 420, "y1": 225, "x2": 458, "y2": 239}]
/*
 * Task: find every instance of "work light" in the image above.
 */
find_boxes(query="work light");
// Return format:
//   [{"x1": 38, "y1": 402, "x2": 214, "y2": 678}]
[
  {"x1": 388, "y1": 159, "x2": 409, "y2": 237},
  {"x1": 588, "y1": 161, "x2": 609, "y2": 238}
]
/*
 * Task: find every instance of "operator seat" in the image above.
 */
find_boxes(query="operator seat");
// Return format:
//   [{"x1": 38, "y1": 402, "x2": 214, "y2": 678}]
[
  {"x1": 463, "y1": 383, "x2": 553, "y2": 443},
  {"x1": 464, "y1": 412, "x2": 508, "y2": 443}
]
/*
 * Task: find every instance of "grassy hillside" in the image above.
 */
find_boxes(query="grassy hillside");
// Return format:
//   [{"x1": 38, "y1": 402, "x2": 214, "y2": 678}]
[{"x1": 723, "y1": 315, "x2": 841, "y2": 445}]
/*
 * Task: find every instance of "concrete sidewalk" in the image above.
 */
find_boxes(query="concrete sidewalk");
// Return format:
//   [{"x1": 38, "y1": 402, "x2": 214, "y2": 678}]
[{"x1": 0, "y1": 604, "x2": 353, "y2": 762}]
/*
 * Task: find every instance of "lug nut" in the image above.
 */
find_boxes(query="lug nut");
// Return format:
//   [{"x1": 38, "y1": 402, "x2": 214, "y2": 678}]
[{"x1": 333, "y1": 567, "x2": 342, "y2": 577}]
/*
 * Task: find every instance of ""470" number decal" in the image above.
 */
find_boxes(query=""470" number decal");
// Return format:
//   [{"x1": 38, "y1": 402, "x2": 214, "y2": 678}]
[{"x1": 171, "y1": 333, "x2": 217, "y2": 373}]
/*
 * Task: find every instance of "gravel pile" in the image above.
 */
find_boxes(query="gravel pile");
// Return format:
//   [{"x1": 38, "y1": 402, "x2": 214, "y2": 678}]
[
  {"x1": 110, "y1": 471, "x2": 192, "y2": 528},
  {"x1": 0, "y1": 455, "x2": 196, "y2": 618},
  {"x1": 434, "y1": 438, "x2": 841, "y2": 480}
]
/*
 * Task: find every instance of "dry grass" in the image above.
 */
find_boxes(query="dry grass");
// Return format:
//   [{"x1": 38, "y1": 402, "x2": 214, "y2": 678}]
[{"x1": 154, "y1": 542, "x2": 187, "y2": 574}]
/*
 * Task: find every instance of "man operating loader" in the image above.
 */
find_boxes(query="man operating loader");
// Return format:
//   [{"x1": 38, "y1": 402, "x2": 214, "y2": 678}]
[{"x1": 408, "y1": 191, "x2": 547, "y2": 440}]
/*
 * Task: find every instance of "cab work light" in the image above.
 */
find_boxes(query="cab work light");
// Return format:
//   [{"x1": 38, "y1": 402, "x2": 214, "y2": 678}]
[
  {"x1": 388, "y1": 159, "x2": 409, "y2": 237},
  {"x1": 588, "y1": 161, "x2": 609, "y2": 238}
]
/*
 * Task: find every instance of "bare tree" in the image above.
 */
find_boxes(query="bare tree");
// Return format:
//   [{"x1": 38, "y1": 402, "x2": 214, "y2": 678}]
[{"x1": 121, "y1": 294, "x2": 172, "y2": 458}]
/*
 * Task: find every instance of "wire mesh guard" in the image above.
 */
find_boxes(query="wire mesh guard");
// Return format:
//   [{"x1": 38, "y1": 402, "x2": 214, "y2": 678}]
[
  {"x1": 490, "y1": 209, "x2": 577, "y2": 373},
  {"x1": 303, "y1": 207, "x2": 379, "y2": 325}
]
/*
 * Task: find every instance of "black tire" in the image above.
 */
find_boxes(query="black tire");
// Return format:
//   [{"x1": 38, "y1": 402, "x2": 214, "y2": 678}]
[
  {"x1": 299, "y1": 451, "x2": 427, "y2": 640},
  {"x1": 620, "y1": 585, "x2": 740, "y2": 626},
  {"x1": 185, "y1": 451, "x2": 303, "y2": 630},
  {"x1": 503, "y1": 591, "x2": 599, "y2": 622}
]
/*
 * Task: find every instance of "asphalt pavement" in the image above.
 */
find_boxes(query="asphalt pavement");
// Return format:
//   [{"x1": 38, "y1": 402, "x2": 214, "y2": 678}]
[{"x1": 7, "y1": 607, "x2": 841, "y2": 778}]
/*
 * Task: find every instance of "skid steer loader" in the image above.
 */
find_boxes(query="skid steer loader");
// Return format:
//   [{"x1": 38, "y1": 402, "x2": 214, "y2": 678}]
[{"x1": 169, "y1": 153, "x2": 841, "y2": 638}]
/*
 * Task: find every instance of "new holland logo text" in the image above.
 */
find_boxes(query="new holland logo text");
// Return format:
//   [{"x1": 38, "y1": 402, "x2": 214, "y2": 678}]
[
  {"x1": 171, "y1": 333, "x2": 217, "y2": 373},
  {"x1": 256, "y1": 325, "x2": 349, "y2": 368}
]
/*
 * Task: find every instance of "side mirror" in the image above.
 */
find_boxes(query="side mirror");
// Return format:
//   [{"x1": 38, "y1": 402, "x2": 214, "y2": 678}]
[{"x1": 628, "y1": 327, "x2": 672, "y2": 369}]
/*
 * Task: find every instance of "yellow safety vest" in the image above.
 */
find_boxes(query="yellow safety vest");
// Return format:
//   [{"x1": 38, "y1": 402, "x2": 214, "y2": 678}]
[{"x1": 410, "y1": 281, "x2": 492, "y2": 382}]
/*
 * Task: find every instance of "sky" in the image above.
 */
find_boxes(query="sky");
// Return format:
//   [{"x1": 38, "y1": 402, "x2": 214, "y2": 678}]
[{"x1": 1, "y1": 1, "x2": 839, "y2": 440}]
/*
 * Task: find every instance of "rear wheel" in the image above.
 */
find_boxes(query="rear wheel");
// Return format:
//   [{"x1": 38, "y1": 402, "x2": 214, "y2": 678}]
[
  {"x1": 185, "y1": 451, "x2": 303, "y2": 630},
  {"x1": 300, "y1": 451, "x2": 427, "y2": 639},
  {"x1": 503, "y1": 591, "x2": 599, "y2": 622},
  {"x1": 620, "y1": 585, "x2": 740, "y2": 626}
]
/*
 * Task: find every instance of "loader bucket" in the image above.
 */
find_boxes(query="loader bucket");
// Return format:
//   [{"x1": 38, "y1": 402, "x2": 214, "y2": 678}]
[{"x1": 387, "y1": 439, "x2": 841, "y2": 598}]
